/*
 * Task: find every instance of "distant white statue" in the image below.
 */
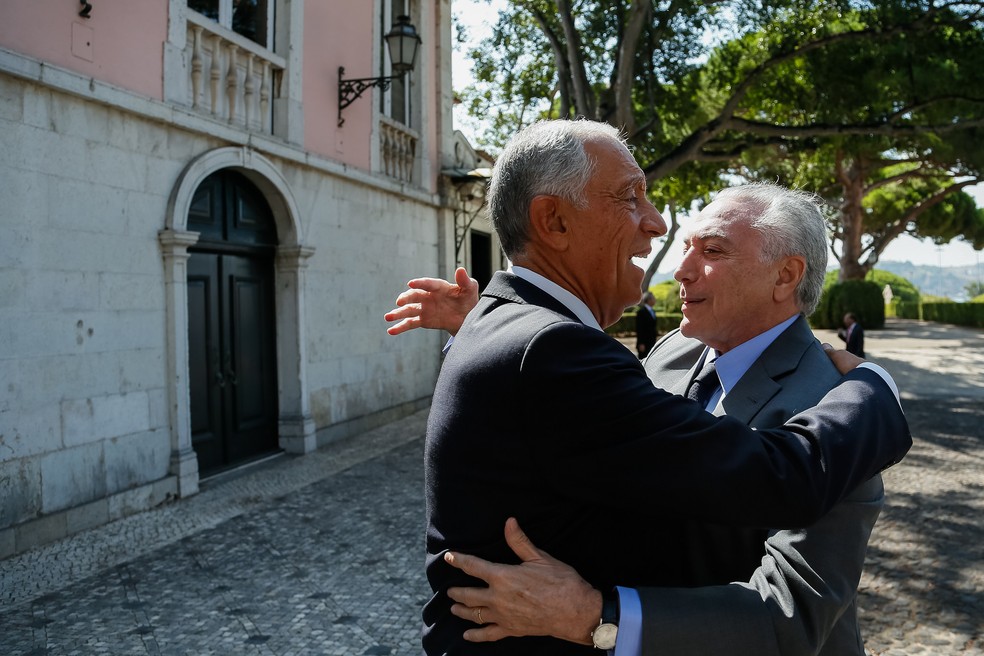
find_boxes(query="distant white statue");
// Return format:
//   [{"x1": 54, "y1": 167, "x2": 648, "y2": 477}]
[{"x1": 883, "y1": 284, "x2": 894, "y2": 304}]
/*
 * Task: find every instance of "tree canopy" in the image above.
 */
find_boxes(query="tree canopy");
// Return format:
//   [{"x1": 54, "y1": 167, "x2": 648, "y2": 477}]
[{"x1": 457, "y1": 0, "x2": 984, "y2": 280}]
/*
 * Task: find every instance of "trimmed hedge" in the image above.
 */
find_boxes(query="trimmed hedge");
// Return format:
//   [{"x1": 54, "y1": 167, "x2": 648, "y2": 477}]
[
  {"x1": 920, "y1": 303, "x2": 984, "y2": 328},
  {"x1": 896, "y1": 300, "x2": 921, "y2": 320},
  {"x1": 606, "y1": 308, "x2": 683, "y2": 337},
  {"x1": 885, "y1": 300, "x2": 984, "y2": 327},
  {"x1": 823, "y1": 269, "x2": 920, "y2": 303},
  {"x1": 811, "y1": 280, "x2": 885, "y2": 330}
]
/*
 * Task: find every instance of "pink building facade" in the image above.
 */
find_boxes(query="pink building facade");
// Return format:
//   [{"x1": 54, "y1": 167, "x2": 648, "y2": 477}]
[{"x1": 0, "y1": 0, "x2": 493, "y2": 558}]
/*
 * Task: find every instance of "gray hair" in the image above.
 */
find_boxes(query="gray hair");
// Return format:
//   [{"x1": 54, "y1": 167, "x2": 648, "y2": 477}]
[
  {"x1": 715, "y1": 183, "x2": 829, "y2": 315},
  {"x1": 487, "y1": 119, "x2": 626, "y2": 258}
]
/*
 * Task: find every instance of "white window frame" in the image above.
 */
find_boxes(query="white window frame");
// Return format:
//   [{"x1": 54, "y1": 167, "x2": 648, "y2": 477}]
[{"x1": 189, "y1": 0, "x2": 274, "y2": 50}]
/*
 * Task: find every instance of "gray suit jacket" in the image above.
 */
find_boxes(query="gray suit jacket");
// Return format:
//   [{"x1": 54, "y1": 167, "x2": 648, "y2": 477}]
[{"x1": 638, "y1": 316, "x2": 886, "y2": 656}]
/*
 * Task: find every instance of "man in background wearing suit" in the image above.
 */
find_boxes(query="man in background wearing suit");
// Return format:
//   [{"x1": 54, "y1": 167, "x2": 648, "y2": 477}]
[
  {"x1": 839, "y1": 312, "x2": 866, "y2": 357},
  {"x1": 403, "y1": 120, "x2": 908, "y2": 655},
  {"x1": 635, "y1": 291, "x2": 658, "y2": 358},
  {"x1": 419, "y1": 183, "x2": 886, "y2": 655}
]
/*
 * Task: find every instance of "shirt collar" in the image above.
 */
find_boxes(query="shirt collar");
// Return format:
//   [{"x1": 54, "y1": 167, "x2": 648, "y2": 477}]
[
  {"x1": 712, "y1": 314, "x2": 799, "y2": 395},
  {"x1": 510, "y1": 266, "x2": 603, "y2": 331}
]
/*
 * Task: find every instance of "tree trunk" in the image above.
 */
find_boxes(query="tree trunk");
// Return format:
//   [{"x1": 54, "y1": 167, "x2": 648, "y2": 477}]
[
  {"x1": 614, "y1": 1, "x2": 652, "y2": 134},
  {"x1": 837, "y1": 158, "x2": 871, "y2": 281},
  {"x1": 555, "y1": 0, "x2": 597, "y2": 118}
]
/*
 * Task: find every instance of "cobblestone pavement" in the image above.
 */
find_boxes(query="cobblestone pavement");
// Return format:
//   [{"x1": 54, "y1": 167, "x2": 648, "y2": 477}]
[
  {"x1": 1, "y1": 319, "x2": 982, "y2": 655},
  {"x1": 813, "y1": 320, "x2": 984, "y2": 655}
]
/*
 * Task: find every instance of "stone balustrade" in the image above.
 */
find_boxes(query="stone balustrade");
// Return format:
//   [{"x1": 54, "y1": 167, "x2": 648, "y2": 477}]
[
  {"x1": 379, "y1": 116, "x2": 418, "y2": 184},
  {"x1": 185, "y1": 11, "x2": 285, "y2": 134}
]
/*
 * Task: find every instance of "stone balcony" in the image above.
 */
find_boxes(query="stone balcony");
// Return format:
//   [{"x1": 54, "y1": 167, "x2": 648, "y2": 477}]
[
  {"x1": 379, "y1": 116, "x2": 418, "y2": 184},
  {"x1": 183, "y1": 11, "x2": 285, "y2": 134}
]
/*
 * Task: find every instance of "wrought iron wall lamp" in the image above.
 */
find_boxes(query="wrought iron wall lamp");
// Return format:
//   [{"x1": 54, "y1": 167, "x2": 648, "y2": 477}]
[
  {"x1": 338, "y1": 15, "x2": 421, "y2": 127},
  {"x1": 79, "y1": 0, "x2": 93, "y2": 18},
  {"x1": 445, "y1": 168, "x2": 492, "y2": 265}
]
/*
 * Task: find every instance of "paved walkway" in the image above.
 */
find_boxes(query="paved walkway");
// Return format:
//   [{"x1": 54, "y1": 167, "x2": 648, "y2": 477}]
[{"x1": 1, "y1": 319, "x2": 982, "y2": 655}]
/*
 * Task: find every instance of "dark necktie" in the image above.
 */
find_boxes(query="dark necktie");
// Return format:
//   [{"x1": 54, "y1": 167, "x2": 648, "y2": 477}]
[{"x1": 686, "y1": 357, "x2": 719, "y2": 409}]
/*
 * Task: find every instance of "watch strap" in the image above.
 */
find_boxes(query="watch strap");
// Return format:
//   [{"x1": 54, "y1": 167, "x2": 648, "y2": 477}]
[{"x1": 601, "y1": 587, "x2": 619, "y2": 625}]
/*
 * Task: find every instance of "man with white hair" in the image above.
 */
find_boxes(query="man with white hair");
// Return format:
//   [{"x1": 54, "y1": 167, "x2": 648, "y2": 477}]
[
  {"x1": 422, "y1": 184, "x2": 885, "y2": 655},
  {"x1": 409, "y1": 120, "x2": 907, "y2": 655}
]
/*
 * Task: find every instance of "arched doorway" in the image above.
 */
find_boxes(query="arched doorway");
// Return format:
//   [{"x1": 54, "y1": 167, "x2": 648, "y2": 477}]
[{"x1": 186, "y1": 169, "x2": 280, "y2": 473}]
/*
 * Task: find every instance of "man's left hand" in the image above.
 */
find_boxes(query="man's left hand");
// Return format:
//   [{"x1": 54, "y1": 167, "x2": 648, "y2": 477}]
[
  {"x1": 444, "y1": 517, "x2": 601, "y2": 645},
  {"x1": 821, "y1": 342, "x2": 865, "y2": 375}
]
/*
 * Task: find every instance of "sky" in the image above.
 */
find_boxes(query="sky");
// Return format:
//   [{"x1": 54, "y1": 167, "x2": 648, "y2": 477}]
[{"x1": 450, "y1": 0, "x2": 984, "y2": 274}]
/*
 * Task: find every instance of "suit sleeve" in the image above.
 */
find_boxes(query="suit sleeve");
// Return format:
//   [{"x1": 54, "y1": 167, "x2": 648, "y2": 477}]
[
  {"x1": 636, "y1": 476, "x2": 885, "y2": 656},
  {"x1": 526, "y1": 323, "x2": 908, "y2": 527}
]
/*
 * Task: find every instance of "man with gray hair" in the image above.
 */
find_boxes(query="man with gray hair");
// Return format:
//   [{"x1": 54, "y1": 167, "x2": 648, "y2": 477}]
[{"x1": 413, "y1": 120, "x2": 907, "y2": 655}]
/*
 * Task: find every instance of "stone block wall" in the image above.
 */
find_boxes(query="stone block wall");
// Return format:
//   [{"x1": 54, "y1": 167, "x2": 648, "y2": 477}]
[{"x1": 0, "y1": 72, "x2": 447, "y2": 557}]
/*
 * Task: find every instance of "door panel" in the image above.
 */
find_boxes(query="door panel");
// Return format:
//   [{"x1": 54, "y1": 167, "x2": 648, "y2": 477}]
[
  {"x1": 225, "y1": 254, "x2": 278, "y2": 463},
  {"x1": 187, "y1": 254, "x2": 225, "y2": 472},
  {"x1": 186, "y1": 169, "x2": 279, "y2": 474}
]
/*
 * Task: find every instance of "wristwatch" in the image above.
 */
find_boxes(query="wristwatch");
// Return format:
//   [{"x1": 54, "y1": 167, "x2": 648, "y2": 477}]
[{"x1": 591, "y1": 588, "x2": 619, "y2": 650}]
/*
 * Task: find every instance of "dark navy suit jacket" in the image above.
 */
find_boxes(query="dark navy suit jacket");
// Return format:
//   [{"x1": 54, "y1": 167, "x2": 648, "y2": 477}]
[{"x1": 422, "y1": 272, "x2": 910, "y2": 655}]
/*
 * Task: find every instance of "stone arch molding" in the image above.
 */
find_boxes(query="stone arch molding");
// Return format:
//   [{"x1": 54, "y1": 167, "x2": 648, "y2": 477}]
[
  {"x1": 159, "y1": 147, "x2": 316, "y2": 499},
  {"x1": 166, "y1": 146, "x2": 303, "y2": 244}
]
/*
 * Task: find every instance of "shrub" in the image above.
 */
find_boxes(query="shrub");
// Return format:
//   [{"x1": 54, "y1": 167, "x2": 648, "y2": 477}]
[
  {"x1": 605, "y1": 309, "x2": 683, "y2": 337},
  {"x1": 649, "y1": 280, "x2": 682, "y2": 313},
  {"x1": 864, "y1": 270, "x2": 921, "y2": 304},
  {"x1": 921, "y1": 303, "x2": 984, "y2": 328},
  {"x1": 812, "y1": 280, "x2": 885, "y2": 329},
  {"x1": 895, "y1": 300, "x2": 921, "y2": 320}
]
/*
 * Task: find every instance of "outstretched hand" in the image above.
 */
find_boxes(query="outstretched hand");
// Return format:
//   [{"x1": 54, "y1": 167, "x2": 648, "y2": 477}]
[
  {"x1": 820, "y1": 342, "x2": 865, "y2": 375},
  {"x1": 384, "y1": 267, "x2": 479, "y2": 336},
  {"x1": 444, "y1": 518, "x2": 601, "y2": 645}
]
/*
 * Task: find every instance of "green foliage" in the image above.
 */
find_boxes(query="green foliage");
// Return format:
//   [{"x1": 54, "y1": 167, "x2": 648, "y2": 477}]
[
  {"x1": 648, "y1": 280, "x2": 683, "y2": 313},
  {"x1": 812, "y1": 280, "x2": 885, "y2": 329},
  {"x1": 895, "y1": 300, "x2": 921, "y2": 320},
  {"x1": 458, "y1": 1, "x2": 984, "y2": 276},
  {"x1": 824, "y1": 269, "x2": 921, "y2": 303},
  {"x1": 921, "y1": 303, "x2": 984, "y2": 328},
  {"x1": 864, "y1": 269, "x2": 920, "y2": 304},
  {"x1": 972, "y1": 294, "x2": 984, "y2": 303},
  {"x1": 606, "y1": 308, "x2": 682, "y2": 337},
  {"x1": 966, "y1": 281, "x2": 984, "y2": 298}
]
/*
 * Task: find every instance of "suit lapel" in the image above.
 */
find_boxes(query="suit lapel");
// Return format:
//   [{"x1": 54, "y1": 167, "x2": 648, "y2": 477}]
[
  {"x1": 644, "y1": 330, "x2": 706, "y2": 395},
  {"x1": 721, "y1": 316, "x2": 815, "y2": 424}
]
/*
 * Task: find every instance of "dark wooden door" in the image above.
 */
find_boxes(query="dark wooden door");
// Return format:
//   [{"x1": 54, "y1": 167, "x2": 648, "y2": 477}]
[{"x1": 187, "y1": 170, "x2": 279, "y2": 474}]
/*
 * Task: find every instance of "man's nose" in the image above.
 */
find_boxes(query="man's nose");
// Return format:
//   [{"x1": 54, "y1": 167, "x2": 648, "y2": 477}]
[
  {"x1": 643, "y1": 202, "x2": 667, "y2": 237},
  {"x1": 674, "y1": 249, "x2": 695, "y2": 283}
]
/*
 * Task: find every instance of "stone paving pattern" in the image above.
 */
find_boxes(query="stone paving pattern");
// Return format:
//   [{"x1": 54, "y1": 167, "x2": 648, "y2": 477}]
[{"x1": 0, "y1": 319, "x2": 982, "y2": 655}]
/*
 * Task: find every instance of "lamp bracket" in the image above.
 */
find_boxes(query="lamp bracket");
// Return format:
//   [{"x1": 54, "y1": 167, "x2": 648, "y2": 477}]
[{"x1": 338, "y1": 66, "x2": 402, "y2": 128}]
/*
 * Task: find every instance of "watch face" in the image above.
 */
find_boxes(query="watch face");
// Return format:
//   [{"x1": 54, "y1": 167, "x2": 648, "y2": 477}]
[{"x1": 592, "y1": 623, "x2": 618, "y2": 650}]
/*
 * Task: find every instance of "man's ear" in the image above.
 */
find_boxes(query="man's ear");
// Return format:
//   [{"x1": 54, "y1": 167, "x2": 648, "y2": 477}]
[
  {"x1": 774, "y1": 255, "x2": 806, "y2": 303},
  {"x1": 528, "y1": 195, "x2": 570, "y2": 252}
]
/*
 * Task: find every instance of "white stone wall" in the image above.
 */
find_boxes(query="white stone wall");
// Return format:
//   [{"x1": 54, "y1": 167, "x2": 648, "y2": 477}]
[
  {"x1": 0, "y1": 72, "x2": 447, "y2": 550},
  {"x1": 1, "y1": 77, "x2": 179, "y2": 529}
]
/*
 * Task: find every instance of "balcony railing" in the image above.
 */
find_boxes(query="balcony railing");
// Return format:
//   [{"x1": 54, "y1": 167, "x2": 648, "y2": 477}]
[
  {"x1": 184, "y1": 11, "x2": 285, "y2": 134},
  {"x1": 379, "y1": 116, "x2": 418, "y2": 184}
]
